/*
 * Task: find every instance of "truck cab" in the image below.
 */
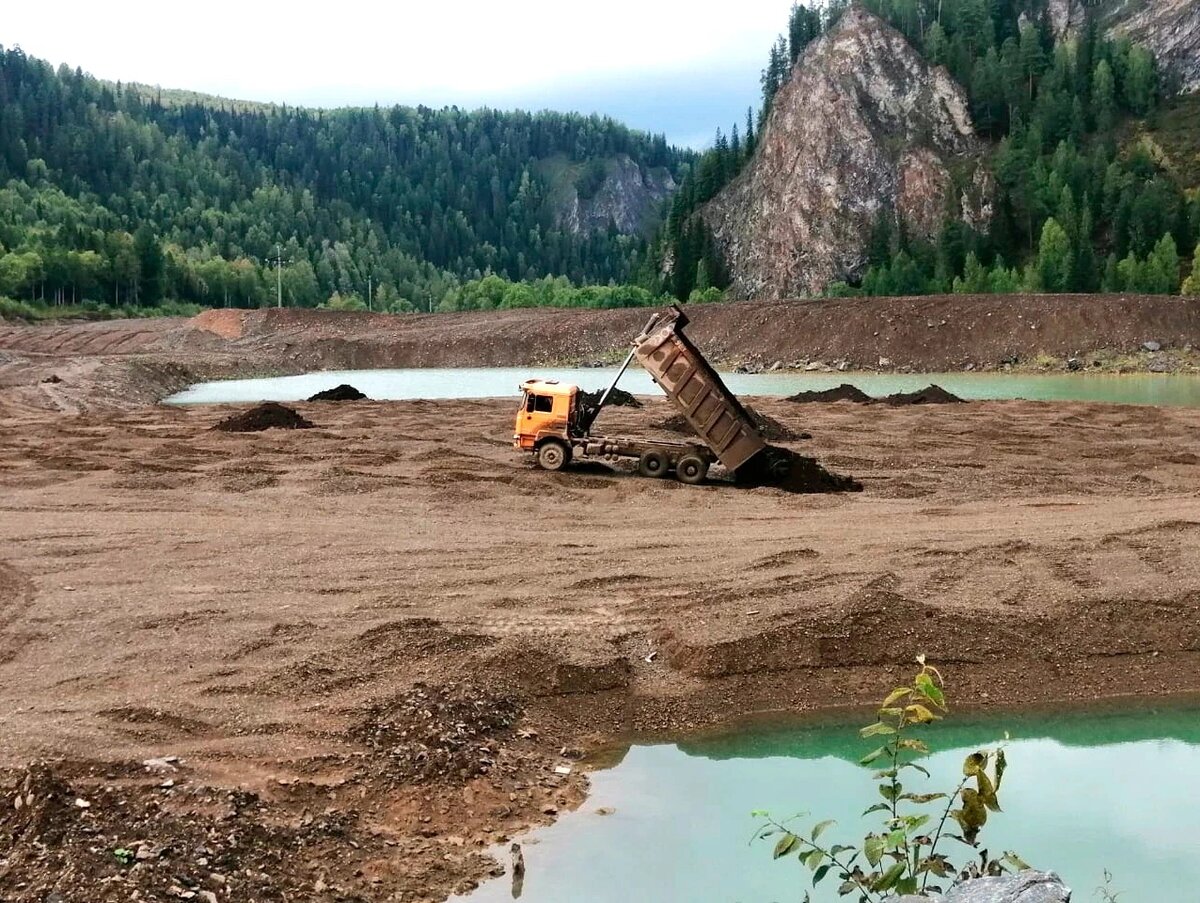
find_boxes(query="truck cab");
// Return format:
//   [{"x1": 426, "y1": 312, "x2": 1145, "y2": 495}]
[{"x1": 514, "y1": 379, "x2": 578, "y2": 469}]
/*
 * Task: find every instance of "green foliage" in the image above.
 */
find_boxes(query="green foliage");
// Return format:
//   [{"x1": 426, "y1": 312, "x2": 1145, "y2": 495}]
[
  {"x1": 1035, "y1": 218, "x2": 1073, "y2": 292},
  {"x1": 0, "y1": 45, "x2": 690, "y2": 311},
  {"x1": 754, "y1": 658, "x2": 1024, "y2": 900},
  {"x1": 437, "y1": 273, "x2": 669, "y2": 312},
  {"x1": 832, "y1": 0, "x2": 1195, "y2": 298},
  {"x1": 1183, "y1": 246, "x2": 1200, "y2": 296}
]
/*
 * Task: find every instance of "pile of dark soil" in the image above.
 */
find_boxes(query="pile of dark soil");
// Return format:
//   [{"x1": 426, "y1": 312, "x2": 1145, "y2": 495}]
[
  {"x1": 212, "y1": 402, "x2": 314, "y2": 433},
  {"x1": 739, "y1": 445, "x2": 863, "y2": 494},
  {"x1": 307, "y1": 383, "x2": 368, "y2": 401},
  {"x1": 578, "y1": 387, "x2": 642, "y2": 410},
  {"x1": 785, "y1": 384, "x2": 873, "y2": 404},
  {"x1": 352, "y1": 682, "x2": 521, "y2": 783},
  {"x1": 881, "y1": 384, "x2": 965, "y2": 405},
  {"x1": 785, "y1": 383, "x2": 964, "y2": 406},
  {"x1": 652, "y1": 406, "x2": 809, "y2": 443}
]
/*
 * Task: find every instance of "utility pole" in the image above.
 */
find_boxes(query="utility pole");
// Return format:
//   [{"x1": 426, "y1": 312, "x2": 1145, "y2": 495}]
[
  {"x1": 275, "y1": 244, "x2": 283, "y2": 309},
  {"x1": 367, "y1": 274, "x2": 372, "y2": 311}
]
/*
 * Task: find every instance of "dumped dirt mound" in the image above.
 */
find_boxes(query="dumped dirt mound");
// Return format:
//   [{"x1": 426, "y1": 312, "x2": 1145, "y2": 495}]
[
  {"x1": 352, "y1": 683, "x2": 521, "y2": 783},
  {"x1": 882, "y1": 384, "x2": 965, "y2": 405},
  {"x1": 653, "y1": 405, "x2": 808, "y2": 442},
  {"x1": 739, "y1": 445, "x2": 864, "y2": 494},
  {"x1": 786, "y1": 383, "x2": 873, "y2": 404},
  {"x1": 307, "y1": 383, "x2": 368, "y2": 402},
  {"x1": 578, "y1": 387, "x2": 642, "y2": 409},
  {"x1": 212, "y1": 402, "x2": 314, "y2": 433},
  {"x1": 785, "y1": 383, "x2": 964, "y2": 406}
]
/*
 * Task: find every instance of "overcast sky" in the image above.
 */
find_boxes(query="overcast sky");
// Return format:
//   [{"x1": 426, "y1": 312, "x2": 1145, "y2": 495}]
[{"x1": 4, "y1": 1, "x2": 791, "y2": 148}]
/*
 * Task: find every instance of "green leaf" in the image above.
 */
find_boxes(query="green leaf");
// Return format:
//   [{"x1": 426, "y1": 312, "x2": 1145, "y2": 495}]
[
  {"x1": 904, "y1": 703, "x2": 940, "y2": 724},
  {"x1": 773, "y1": 833, "x2": 799, "y2": 859},
  {"x1": 886, "y1": 829, "x2": 906, "y2": 851},
  {"x1": 813, "y1": 863, "x2": 832, "y2": 887},
  {"x1": 995, "y1": 748, "x2": 1008, "y2": 791},
  {"x1": 896, "y1": 738, "x2": 930, "y2": 753},
  {"x1": 860, "y1": 721, "x2": 897, "y2": 738},
  {"x1": 864, "y1": 834, "x2": 886, "y2": 867},
  {"x1": 859, "y1": 746, "x2": 887, "y2": 766},
  {"x1": 963, "y1": 751, "x2": 987, "y2": 777},
  {"x1": 902, "y1": 814, "x2": 931, "y2": 832},
  {"x1": 977, "y1": 769, "x2": 1002, "y2": 812},
  {"x1": 895, "y1": 876, "x2": 920, "y2": 895},
  {"x1": 879, "y1": 783, "x2": 902, "y2": 803},
  {"x1": 1002, "y1": 851, "x2": 1032, "y2": 870},
  {"x1": 829, "y1": 844, "x2": 855, "y2": 857},
  {"x1": 862, "y1": 802, "x2": 890, "y2": 816},
  {"x1": 873, "y1": 862, "x2": 907, "y2": 892},
  {"x1": 898, "y1": 762, "x2": 931, "y2": 778},
  {"x1": 881, "y1": 687, "x2": 913, "y2": 708},
  {"x1": 914, "y1": 672, "x2": 945, "y2": 708},
  {"x1": 750, "y1": 809, "x2": 769, "y2": 818},
  {"x1": 804, "y1": 848, "x2": 824, "y2": 871},
  {"x1": 811, "y1": 819, "x2": 836, "y2": 842}
]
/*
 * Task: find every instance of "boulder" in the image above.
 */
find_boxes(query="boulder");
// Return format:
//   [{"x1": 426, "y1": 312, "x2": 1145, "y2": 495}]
[{"x1": 885, "y1": 870, "x2": 1071, "y2": 903}]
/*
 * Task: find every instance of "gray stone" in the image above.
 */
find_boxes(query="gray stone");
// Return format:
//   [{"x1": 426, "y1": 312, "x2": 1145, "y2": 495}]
[
  {"x1": 884, "y1": 870, "x2": 1070, "y2": 903},
  {"x1": 1143, "y1": 341, "x2": 1162, "y2": 352},
  {"x1": 1066, "y1": 357, "x2": 1082, "y2": 371}
]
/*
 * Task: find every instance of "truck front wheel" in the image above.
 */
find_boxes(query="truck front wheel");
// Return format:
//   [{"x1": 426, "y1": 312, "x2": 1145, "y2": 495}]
[
  {"x1": 537, "y1": 440, "x2": 570, "y2": 472},
  {"x1": 676, "y1": 455, "x2": 709, "y2": 485},
  {"x1": 638, "y1": 450, "x2": 669, "y2": 478}
]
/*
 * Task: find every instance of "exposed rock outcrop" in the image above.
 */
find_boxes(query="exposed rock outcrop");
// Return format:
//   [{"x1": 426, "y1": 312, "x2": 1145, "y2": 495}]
[
  {"x1": 1052, "y1": 0, "x2": 1200, "y2": 92},
  {"x1": 551, "y1": 154, "x2": 676, "y2": 237},
  {"x1": 1114, "y1": 0, "x2": 1200, "y2": 93},
  {"x1": 702, "y1": 6, "x2": 983, "y2": 298}
]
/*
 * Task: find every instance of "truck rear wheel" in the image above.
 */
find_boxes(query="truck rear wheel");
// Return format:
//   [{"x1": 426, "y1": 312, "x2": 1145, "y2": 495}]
[
  {"x1": 537, "y1": 440, "x2": 570, "y2": 472},
  {"x1": 676, "y1": 455, "x2": 708, "y2": 485},
  {"x1": 637, "y1": 450, "x2": 669, "y2": 478}
]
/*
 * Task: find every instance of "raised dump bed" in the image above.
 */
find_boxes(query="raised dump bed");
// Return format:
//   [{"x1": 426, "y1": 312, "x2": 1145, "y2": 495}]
[{"x1": 632, "y1": 306, "x2": 766, "y2": 473}]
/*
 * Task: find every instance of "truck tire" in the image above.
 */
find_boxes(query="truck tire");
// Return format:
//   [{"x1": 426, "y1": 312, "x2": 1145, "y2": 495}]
[
  {"x1": 537, "y1": 440, "x2": 570, "y2": 472},
  {"x1": 675, "y1": 455, "x2": 708, "y2": 485},
  {"x1": 637, "y1": 450, "x2": 669, "y2": 478}
]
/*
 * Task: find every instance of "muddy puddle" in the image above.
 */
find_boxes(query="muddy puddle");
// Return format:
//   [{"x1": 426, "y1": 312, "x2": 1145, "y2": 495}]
[{"x1": 456, "y1": 703, "x2": 1200, "y2": 903}]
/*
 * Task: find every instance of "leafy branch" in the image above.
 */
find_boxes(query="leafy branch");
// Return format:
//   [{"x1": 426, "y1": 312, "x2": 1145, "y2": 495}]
[{"x1": 753, "y1": 657, "x2": 1029, "y2": 900}]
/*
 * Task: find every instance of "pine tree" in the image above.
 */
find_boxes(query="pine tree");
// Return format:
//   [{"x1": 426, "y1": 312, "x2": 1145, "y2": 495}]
[
  {"x1": 1036, "y1": 218, "x2": 1072, "y2": 292},
  {"x1": 1183, "y1": 245, "x2": 1200, "y2": 295},
  {"x1": 1144, "y1": 233, "x2": 1179, "y2": 294}
]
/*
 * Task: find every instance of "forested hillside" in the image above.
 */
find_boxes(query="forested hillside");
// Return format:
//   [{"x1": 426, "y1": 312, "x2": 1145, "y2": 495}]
[
  {"x1": 657, "y1": 0, "x2": 1200, "y2": 300},
  {"x1": 0, "y1": 46, "x2": 687, "y2": 312}
]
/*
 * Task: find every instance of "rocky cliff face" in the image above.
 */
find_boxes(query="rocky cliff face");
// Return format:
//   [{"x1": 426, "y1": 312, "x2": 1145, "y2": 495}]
[
  {"x1": 1054, "y1": 0, "x2": 1200, "y2": 92},
  {"x1": 702, "y1": 7, "x2": 981, "y2": 299},
  {"x1": 551, "y1": 154, "x2": 676, "y2": 237},
  {"x1": 1114, "y1": 0, "x2": 1200, "y2": 93}
]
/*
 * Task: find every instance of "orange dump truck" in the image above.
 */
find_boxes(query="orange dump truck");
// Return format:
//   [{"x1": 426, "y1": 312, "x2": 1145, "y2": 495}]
[{"x1": 513, "y1": 305, "x2": 766, "y2": 484}]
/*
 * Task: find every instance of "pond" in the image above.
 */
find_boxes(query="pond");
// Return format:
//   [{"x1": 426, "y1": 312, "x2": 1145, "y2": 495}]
[
  {"x1": 164, "y1": 367, "x2": 1200, "y2": 407},
  {"x1": 456, "y1": 703, "x2": 1200, "y2": 903}
]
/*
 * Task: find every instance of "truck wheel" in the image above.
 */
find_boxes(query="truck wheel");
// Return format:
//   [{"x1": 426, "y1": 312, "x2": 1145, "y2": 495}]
[
  {"x1": 638, "y1": 450, "x2": 669, "y2": 478},
  {"x1": 537, "y1": 441, "x2": 570, "y2": 472},
  {"x1": 676, "y1": 455, "x2": 708, "y2": 485}
]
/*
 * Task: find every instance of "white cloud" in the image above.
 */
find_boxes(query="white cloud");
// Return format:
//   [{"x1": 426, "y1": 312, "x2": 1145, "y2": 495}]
[{"x1": 5, "y1": 0, "x2": 788, "y2": 107}]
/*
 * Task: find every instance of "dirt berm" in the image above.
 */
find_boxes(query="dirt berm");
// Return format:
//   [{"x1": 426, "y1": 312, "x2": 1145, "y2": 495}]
[{"x1": 1, "y1": 293, "x2": 1198, "y2": 416}]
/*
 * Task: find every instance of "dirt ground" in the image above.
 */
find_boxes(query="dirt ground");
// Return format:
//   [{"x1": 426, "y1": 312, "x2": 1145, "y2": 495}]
[
  {"x1": 0, "y1": 304, "x2": 1199, "y2": 900},
  {"x1": 1, "y1": 389, "x2": 1199, "y2": 900}
]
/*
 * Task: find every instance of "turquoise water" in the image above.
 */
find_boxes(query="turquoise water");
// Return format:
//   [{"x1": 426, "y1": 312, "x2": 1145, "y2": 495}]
[
  {"x1": 164, "y1": 367, "x2": 1200, "y2": 407},
  {"x1": 457, "y1": 705, "x2": 1200, "y2": 903}
]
